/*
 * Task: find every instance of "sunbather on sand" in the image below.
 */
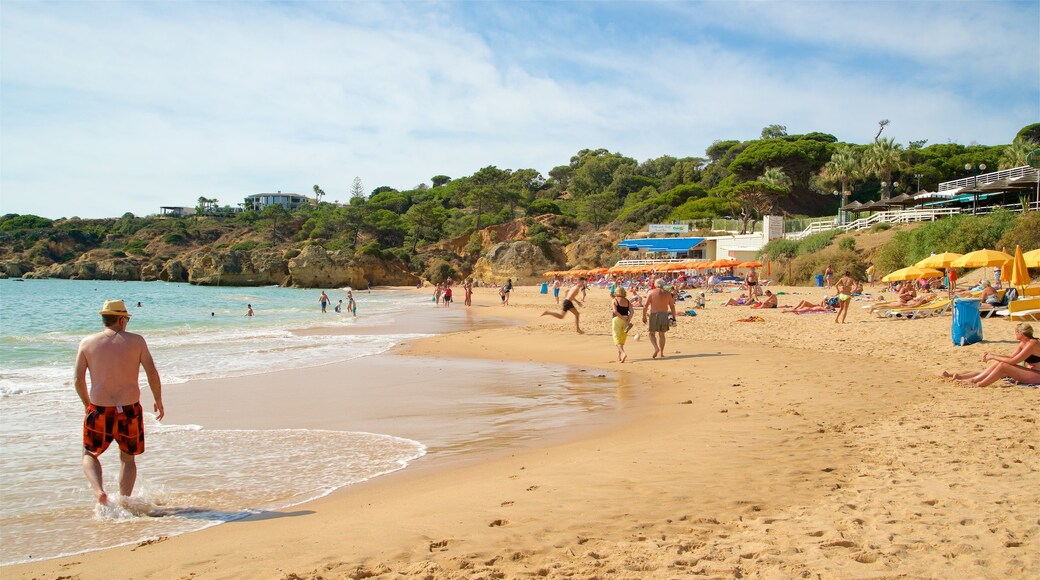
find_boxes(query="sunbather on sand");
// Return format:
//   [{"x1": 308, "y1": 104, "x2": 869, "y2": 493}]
[
  {"x1": 788, "y1": 297, "x2": 836, "y2": 312},
  {"x1": 940, "y1": 323, "x2": 1040, "y2": 387},
  {"x1": 750, "y1": 290, "x2": 778, "y2": 309},
  {"x1": 723, "y1": 295, "x2": 750, "y2": 306}
]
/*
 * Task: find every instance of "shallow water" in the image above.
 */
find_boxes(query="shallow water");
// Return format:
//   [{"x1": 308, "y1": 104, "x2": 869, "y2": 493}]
[{"x1": 0, "y1": 279, "x2": 619, "y2": 564}]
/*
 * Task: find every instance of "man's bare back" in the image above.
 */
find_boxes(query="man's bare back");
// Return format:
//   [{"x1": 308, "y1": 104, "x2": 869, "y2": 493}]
[{"x1": 75, "y1": 330, "x2": 160, "y2": 410}]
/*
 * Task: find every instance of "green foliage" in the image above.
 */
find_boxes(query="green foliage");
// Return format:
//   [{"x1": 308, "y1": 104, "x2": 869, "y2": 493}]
[
  {"x1": 670, "y1": 197, "x2": 736, "y2": 220},
  {"x1": 838, "y1": 237, "x2": 857, "y2": 251},
  {"x1": 798, "y1": 230, "x2": 839, "y2": 255},
  {"x1": 760, "y1": 230, "x2": 838, "y2": 263},
  {"x1": 357, "y1": 241, "x2": 384, "y2": 259},
  {"x1": 125, "y1": 239, "x2": 149, "y2": 256},
  {"x1": 164, "y1": 233, "x2": 185, "y2": 244},
  {"x1": 997, "y1": 210, "x2": 1040, "y2": 250},
  {"x1": 870, "y1": 222, "x2": 892, "y2": 232},
  {"x1": 231, "y1": 241, "x2": 259, "y2": 253},
  {"x1": 758, "y1": 238, "x2": 799, "y2": 262},
  {"x1": 872, "y1": 211, "x2": 1032, "y2": 275},
  {"x1": 790, "y1": 248, "x2": 864, "y2": 285},
  {"x1": 0, "y1": 214, "x2": 53, "y2": 231},
  {"x1": 283, "y1": 249, "x2": 302, "y2": 260},
  {"x1": 527, "y1": 199, "x2": 562, "y2": 215},
  {"x1": 1017, "y1": 123, "x2": 1040, "y2": 143}
]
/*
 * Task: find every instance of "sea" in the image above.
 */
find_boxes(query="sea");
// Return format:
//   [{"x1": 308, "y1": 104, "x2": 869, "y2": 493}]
[{"x1": 0, "y1": 279, "x2": 619, "y2": 565}]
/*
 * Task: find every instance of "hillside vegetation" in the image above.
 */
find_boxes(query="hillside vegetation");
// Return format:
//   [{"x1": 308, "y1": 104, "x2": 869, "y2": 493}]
[
  {"x1": 1, "y1": 122, "x2": 1037, "y2": 285},
  {"x1": 759, "y1": 211, "x2": 1040, "y2": 285}
]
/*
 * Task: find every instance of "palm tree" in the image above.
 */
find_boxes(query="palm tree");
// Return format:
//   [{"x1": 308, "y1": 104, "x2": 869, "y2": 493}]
[
  {"x1": 999, "y1": 137, "x2": 1039, "y2": 170},
  {"x1": 758, "y1": 167, "x2": 792, "y2": 214},
  {"x1": 821, "y1": 146, "x2": 863, "y2": 221},
  {"x1": 865, "y1": 137, "x2": 907, "y2": 199}
]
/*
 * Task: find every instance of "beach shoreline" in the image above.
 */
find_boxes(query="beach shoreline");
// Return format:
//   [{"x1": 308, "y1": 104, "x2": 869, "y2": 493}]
[{"x1": 5, "y1": 283, "x2": 1038, "y2": 578}]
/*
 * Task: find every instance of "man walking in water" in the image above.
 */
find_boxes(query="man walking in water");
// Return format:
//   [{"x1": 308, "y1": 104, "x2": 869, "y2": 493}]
[
  {"x1": 643, "y1": 278, "x2": 676, "y2": 359},
  {"x1": 319, "y1": 290, "x2": 330, "y2": 313},
  {"x1": 541, "y1": 277, "x2": 587, "y2": 333},
  {"x1": 74, "y1": 300, "x2": 163, "y2": 505}
]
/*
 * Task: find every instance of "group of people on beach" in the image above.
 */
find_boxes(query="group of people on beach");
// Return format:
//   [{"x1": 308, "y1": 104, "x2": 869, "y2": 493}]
[
  {"x1": 432, "y1": 278, "x2": 474, "y2": 307},
  {"x1": 541, "y1": 277, "x2": 677, "y2": 362},
  {"x1": 318, "y1": 290, "x2": 357, "y2": 317}
]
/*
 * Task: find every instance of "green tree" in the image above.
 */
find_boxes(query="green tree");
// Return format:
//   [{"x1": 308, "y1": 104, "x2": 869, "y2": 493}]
[
  {"x1": 761, "y1": 124, "x2": 788, "y2": 139},
  {"x1": 404, "y1": 201, "x2": 447, "y2": 250},
  {"x1": 431, "y1": 175, "x2": 452, "y2": 188},
  {"x1": 256, "y1": 204, "x2": 291, "y2": 242},
  {"x1": 350, "y1": 177, "x2": 365, "y2": 200},
  {"x1": 719, "y1": 181, "x2": 788, "y2": 234},
  {"x1": 312, "y1": 185, "x2": 325, "y2": 204},
  {"x1": 865, "y1": 137, "x2": 907, "y2": 199},
  {"x1": 999, "y1": 136, "x2": 1039, "y2": 169},
  {"x1": 820, "y1": 145, "x2": 863, "y2": 208},
  {"x1": 578, "y1": 191, "x2": 617, "y2": 229}
]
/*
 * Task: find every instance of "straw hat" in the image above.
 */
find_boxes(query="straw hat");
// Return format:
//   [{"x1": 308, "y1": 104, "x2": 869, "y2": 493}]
[{"x1": 99, "y1": 300, "x2": 132, "y2": 317}]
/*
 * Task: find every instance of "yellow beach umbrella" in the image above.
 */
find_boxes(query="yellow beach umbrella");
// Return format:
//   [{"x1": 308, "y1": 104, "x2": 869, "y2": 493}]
[
  {"x1": 914, "y1": 252, "x2": 963, "y2": 269},
  {"x1": 1010, "y1": 245, "x2": 1030, "y2": 289},
  {"x1": 950, "y1": 249, "x2": 1013, "y2": 268},
  {"x1": 1023, "y1": 249, "x2": 1040, "y2": 268},
  {"x1": 882, "y1": 266, "x2": 944, "y2": 282}
]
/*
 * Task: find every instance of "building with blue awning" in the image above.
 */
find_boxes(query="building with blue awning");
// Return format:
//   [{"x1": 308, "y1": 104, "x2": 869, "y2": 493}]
[{"x1": 618, "y1": 237, "x2": 707, "y2": 258}]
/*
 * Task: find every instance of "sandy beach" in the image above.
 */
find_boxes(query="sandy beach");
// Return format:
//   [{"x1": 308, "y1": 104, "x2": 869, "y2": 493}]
[{"x1": 6, "y1": 282, "x2": 1038, "y2": 579}]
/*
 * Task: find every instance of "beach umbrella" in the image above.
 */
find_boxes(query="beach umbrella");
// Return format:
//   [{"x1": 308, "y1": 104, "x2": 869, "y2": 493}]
[
  {"x1": 1010, "y1": 245, "x2": 1030, "y2": 289},
  {"x1": 1023, "y1": 249, "x2": 1040, "y2": 268},
  {"x1": 914, "y1": 252, "x2": 963, "y2": 269},
  {"x1": 712, "y1": 258, "x2": 740, "y2": 268},
  {"x1": 882, "y1": 266, "x2": 944, "y2": 282},
  {"x1": 737, "y1": 261, "x2": 763, "y2": 268},
  {"x1": 950, "y1": 249, "x2": 1013, "y2": 269}
]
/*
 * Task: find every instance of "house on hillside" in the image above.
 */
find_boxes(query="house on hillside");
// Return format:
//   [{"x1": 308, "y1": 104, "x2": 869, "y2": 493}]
[
  {"x1": 244, "y1": 192, "x2": 314, "y2": 211},
  {"x1": 159, "y1": 206, "x2": 196, "y2": 218}
]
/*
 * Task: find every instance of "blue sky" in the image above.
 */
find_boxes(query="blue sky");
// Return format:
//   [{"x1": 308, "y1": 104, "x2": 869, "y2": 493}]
[{"x1": 2, "y1": 0, "x2": 1037, "y2": 219}]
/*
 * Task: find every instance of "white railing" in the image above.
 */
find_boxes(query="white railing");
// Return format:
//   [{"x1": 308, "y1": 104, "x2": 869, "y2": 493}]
[
  {"x1": 614, "y1": 258, "x2": 700, "y2": 267},
  {"x1": 786, "y1": 207, "x2": 962, "y2": 240},
  {"x1": 939, "y1": 166, "x2": 1038, "y2": 191}
]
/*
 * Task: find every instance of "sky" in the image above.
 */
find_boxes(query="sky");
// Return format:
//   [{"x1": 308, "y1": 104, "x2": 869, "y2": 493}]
[{"x1": 1, "y1": 0, "x2": 1038, "y2": 219}]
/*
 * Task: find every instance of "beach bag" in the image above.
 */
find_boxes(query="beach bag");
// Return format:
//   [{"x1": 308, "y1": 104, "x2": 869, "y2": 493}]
[{"x1": 952, "y1": 299, "x2": 983, "y2": 346}]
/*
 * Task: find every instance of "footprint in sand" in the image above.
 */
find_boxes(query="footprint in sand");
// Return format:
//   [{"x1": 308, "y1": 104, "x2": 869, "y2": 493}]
[
  {"x1": 500, "y1": 501, "x2": 514, "y2": 507},
  {"x1": 526, "y1": 485, "x2": 540, "y2": 491},
  {"x1": 429, "y1": 539, "x2": 451, "y2": 552},
  {"x1": 489, "y1": 519, "x2": 509, "y2": 527}
]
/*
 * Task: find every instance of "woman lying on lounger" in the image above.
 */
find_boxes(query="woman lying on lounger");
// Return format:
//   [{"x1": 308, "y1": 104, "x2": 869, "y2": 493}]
[{"x1": 940, "y1": 323, "x2": 1040, "y2": 387}]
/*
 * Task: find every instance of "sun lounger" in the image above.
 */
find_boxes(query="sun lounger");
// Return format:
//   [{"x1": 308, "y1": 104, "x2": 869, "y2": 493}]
[
  {"x1": 875, "y1": 298, "x2": 952, "y2": 320},
  {"x1": 994, "y1": 297, "x2": 1040, "y2": 321}
]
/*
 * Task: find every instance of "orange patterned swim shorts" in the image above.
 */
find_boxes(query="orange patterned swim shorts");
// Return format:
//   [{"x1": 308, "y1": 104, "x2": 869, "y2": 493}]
[{"x1": 83, "y1": 402, "x2": 145, "y2": 456}]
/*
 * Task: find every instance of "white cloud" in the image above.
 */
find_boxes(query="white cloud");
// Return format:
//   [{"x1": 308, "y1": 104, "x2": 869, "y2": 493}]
[{"x1": 1, "y1": 1, "x2": 1036, "y2": 218}]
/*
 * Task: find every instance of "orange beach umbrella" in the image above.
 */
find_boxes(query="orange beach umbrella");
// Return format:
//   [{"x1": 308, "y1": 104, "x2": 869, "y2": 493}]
[{"x1": 1010, "y1": 245, "x2": 1030, "y2": 289}]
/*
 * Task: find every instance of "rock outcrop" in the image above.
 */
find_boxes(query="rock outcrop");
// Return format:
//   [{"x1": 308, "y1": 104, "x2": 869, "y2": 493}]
[
  {"x1": 19, "y1": 244, "x2": 418, "y2": 289},
  {"x1": 470, "y1": 240, "x2": 562, "y2": 285},
  {"x1": 0, "y1": 260, "x2": 33, "y2": 278},
  {"x1": 565, "y1": 231, "x2": 624, "y2": 269}
]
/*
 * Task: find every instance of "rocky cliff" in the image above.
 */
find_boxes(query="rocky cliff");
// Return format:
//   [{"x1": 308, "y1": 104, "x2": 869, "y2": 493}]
[{"x1": 20, "y1": 245, "x2": 419, "y2": 289}]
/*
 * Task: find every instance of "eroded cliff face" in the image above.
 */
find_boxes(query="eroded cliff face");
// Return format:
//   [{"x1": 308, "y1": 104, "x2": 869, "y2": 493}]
[
  {"x1": 566, "y1": 231, "x2": 624, "y2": 269},
  {"x1": 470, "y1": 240, "x2": 563, "y2": 285},
  {"x1": 20, "y1": 245, "x2": 419, "y2": 288}
]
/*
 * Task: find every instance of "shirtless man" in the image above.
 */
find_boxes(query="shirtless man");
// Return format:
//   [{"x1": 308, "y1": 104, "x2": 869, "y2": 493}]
[
  {"x1": 834, "y1": 271, "x2": 855, "y2": 324},
  {"x1": 74, "y1": 300, "x2": 163, "y2": 505},
  {"x1": 319, "y1": 290, "x2": 330, "y2": 313},
  {"x1": 642, "y1": 278, "x2": 677, "y2": 359},
  {"x1": 541, "y1": 277, "x2": 587, "y2": 333}
]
